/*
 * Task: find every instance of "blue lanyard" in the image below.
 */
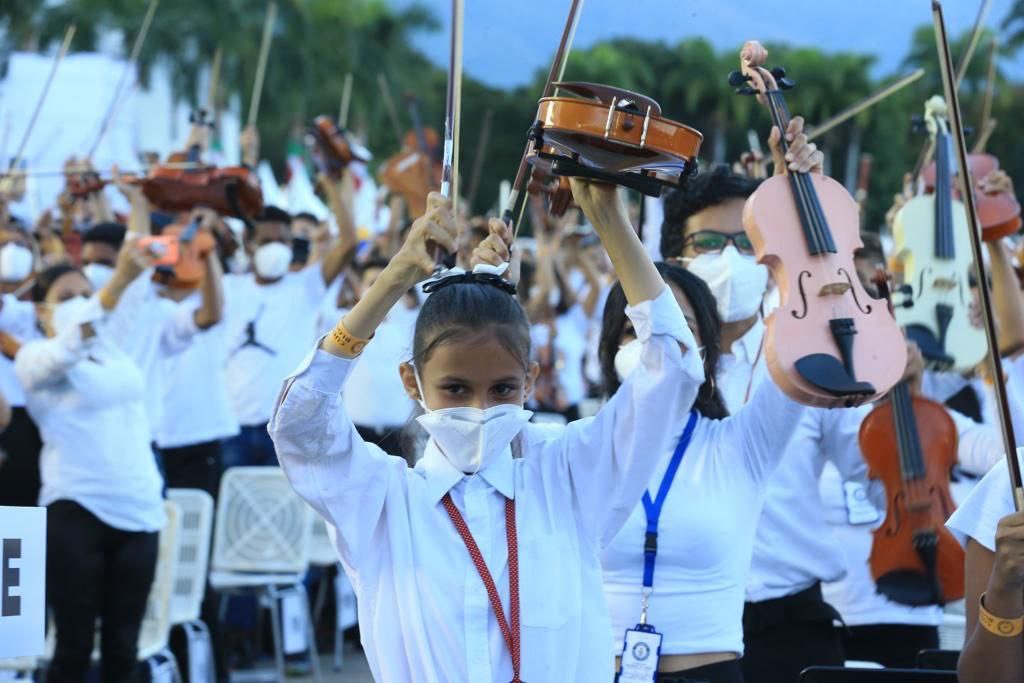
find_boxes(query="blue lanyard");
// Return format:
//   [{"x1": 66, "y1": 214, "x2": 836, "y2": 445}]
[{"x1": 640, "y1": 410, "x2": 698, "y2": 589}]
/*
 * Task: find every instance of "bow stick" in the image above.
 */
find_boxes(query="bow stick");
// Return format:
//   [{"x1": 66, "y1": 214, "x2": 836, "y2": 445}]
[
  {"x1": 933, "y1": 0, "x2": 1024, "y2": 510},
  {"x1": 807, "y1": 69, "x2": 925, "y2": 142},
  {"x1": 434, "y1": 0, "x2": 464, "y2": 266},
  {"x1": 376, "y1": 74, "x2": 405, "y2": 146},
  {"x1": 247, "y1": 2, "x2": 278, "y2": 129},
  {"x1": 955, "y1": 0, "x2": 991, "y2": 90}
]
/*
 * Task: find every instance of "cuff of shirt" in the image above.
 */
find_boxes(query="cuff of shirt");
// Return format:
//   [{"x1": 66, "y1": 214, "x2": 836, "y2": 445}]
[
  {"x1": 287, "y1": 338, "x2": 356, "y2": 394},
  {"x1": 625, "y1": 285, "x2": 697, "y2": 349}
]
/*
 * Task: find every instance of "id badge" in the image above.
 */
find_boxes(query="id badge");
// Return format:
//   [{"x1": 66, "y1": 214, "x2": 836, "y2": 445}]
[
  {"x1": 617, "y1": 624, "x2": 662, "y2": 682},
  {"x1": 844, "y1": 481, "x2": 880, "y2": 526}
]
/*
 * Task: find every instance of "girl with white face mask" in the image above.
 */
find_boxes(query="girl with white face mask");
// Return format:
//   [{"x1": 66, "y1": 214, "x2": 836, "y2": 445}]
[
  {"x1": 270, "y1": 182, "x2": 704, "y2": 683},
  {"x1": 596, "y1": 261, "x2": 807, "y2": 683},
  {"x1": 15, "y1": 240, "x2": 164, "y2": 683}
]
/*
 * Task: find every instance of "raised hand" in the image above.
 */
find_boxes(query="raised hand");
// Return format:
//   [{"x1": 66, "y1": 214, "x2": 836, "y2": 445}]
[{"x1": 769, "y1": 115, "x2": 823, "y2": 175}]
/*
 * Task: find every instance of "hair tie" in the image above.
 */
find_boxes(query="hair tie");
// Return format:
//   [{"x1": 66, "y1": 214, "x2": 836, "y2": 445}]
[{"x1": 421, "y1": 264, "x2": 517, "y2": 296}]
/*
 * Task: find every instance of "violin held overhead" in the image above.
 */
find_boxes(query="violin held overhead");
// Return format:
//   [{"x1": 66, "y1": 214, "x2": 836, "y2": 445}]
[
  {"x1": 305, "y1": 115, "x2": 371, "y2": 179},
  {"x1": 527, "y1": 81, "x2": 703, "y2": 197},
  {"x1": 892, "y1": 96, "x2": 986, "y2": 372},
  {"x1": 733, "y1": 40, "x2": 906, "y2": 408}
]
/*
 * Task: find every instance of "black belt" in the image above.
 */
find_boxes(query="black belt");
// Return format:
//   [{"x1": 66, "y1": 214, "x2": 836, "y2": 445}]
[{"x1": 742, "y1": 582, "x2": 843, "y2": 633}]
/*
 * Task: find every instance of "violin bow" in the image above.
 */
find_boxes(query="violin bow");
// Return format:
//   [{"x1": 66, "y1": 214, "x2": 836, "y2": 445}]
[
  {"x1": 89, "y1": 0, "x2": 160, "y2": 160},
  {"x1": 504, "y1": 0, "x2": 586, "y2": 234},
  {"x1": 339, "y1": 73, "x2": 354, "y2": 129},
  {"x1": 954, "y1": 0, "x2": 991, "y2": 91},
  {"x1": 6, "y1": 25, "x2": 76, "y2": 175},
  {"x1": 465, "y1": 108, "x2": 494, "y2": 211},
  {"x1": 972, "y1": 37, "x2": 998, "y2": 154},
  {"x1": 247, "y1": 1, "x2": 278, "y2": 129},
  {"x1": 434, "y1": 0, "x2": 464, "y2": 266},
  {"x1": 376, "y1": 74, "x2": 405, "y2": 147},
  {"x1": 806, "y1": 69, "x2": 924, "y2": 142},
  {"x1": 933, "y1": 0, "x2": 1024, "y2": 509}
]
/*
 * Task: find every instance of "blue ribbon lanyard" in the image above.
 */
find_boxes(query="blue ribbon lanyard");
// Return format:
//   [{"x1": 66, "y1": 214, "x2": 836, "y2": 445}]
[{"x1": 638, "y1": 410, "x2": 698, "y2": 624}]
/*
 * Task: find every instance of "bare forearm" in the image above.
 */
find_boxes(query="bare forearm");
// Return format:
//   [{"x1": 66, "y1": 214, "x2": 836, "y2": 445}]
[
  {"x1": 987, "y1": 241, "x2": 1024, "y2": 353},
  {"x1": 579, "y1": 199, "x2": 661, "y2": 305},
  {"x1": 323, "y1": 265, "x2": 410, "y2": 357},
  {"x1": 960, "y1": 582, "x2": 1024, "y2": 682},
  {"x1": 194, "y1": 253, "x2": 224, "y2": 329}
]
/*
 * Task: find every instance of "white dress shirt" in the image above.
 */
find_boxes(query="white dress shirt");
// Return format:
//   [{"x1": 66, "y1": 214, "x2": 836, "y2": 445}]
[
  {"x1": 224, "y1": 265, "x2": 327, "y2": 426},
  {"x1": 103, "y1": 275, "x2": 201, "y2": 430},
  {"x1": 602, "y1": 378, "x2": 804, "y2": 656},
  {"x1": 269, "y1": 286, "x2": 702, "y2": 683},
  {"x1": 15, "y1": 297, "x2": 165, "y2": 532},
  {"x1": 720, "y1": 318, "x2": 873, "y2": 603},
  {"x1": 156, "y1": 292, "x2": 240, "y2": 449},
  {"x1": 947, "y1": 452, "x2": 1024, "y2": 551},
  {"x1": 0, "y1": 294, "x2": 41, "y2": 407}
]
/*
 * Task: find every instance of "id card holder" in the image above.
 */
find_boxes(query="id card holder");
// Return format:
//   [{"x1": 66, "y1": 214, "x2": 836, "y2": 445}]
[
  {"x1": 617, "y1": 624, "x2": 662, "y2": 682},
  {"x1": 843, "y1": 481, "x2": 880, "y2": 526}
]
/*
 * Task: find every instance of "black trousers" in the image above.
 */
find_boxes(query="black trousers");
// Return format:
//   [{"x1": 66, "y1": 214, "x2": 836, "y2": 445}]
[
  {"x1": 741, "y1": 583, "x2": 845, "y2": 683},
  {"x1": 0, "y1": 407, "x2": 43, "y2": 506},
  {"x1": 46, "y1": 500, "x2": 159, "y2": 683},
  {"x1": 654, "y1": 659, "x2": 745, "y2": 683},
  {"x1": 842, "y1": 624, "x2": 939, "y2": 669},
  {"x1": 159, "y1": 439, "x2": 228, "y2": 681}
]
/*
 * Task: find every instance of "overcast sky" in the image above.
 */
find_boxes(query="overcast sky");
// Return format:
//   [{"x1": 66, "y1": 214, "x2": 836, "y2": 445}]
[{"x1": 392, "y1": 0, "x2": 1023, "y2": 88}]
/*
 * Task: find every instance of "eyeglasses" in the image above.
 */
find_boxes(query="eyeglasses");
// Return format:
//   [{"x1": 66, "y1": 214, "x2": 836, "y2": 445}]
[{"x1": 682, "y1": 230, "x2": 755, "y2": 255}]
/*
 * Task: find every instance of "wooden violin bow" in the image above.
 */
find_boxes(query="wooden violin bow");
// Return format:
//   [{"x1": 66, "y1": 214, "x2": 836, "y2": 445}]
[
  {"x1": 504, "y1": 0, "x2": 585, "y2": 234},
  {"x1": 807, "y1": 69, "x2": 924, "y2": 142},
  {"x1": 465, "y1": 108, "x2": 494, "y2": 211},
  {"x1": 933, "y1": 0, "x2": 1024, "y2": 509},
  {"x1": 6, "y1": 25, "x2": 76, "y2": 174},
  {"x1": 89, "y1": 0, "x2": 160, "y2": 159},
  {"x1": 247, "y1": 1, "x2": 278, "y2": 130},
  {"x1": 377, "y1": 74, "x2": 405, "y2": 146},
  {"x1": 339, "y1": 72, "x2": 354, "y2": 129},
  {"x1": 434, "y1": 0, "x2": 464, "y2": 267},
  {"x1": 972, "y1": 37, "x2": 998, "y2": 154},
  {"x1": 954, "y1": 0, "x2": 991, "y2": 90}
]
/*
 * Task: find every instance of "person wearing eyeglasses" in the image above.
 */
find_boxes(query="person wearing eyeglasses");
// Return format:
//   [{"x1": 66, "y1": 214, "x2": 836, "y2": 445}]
[{"x1": 658, "y1": 118, "x2": 880, "y2": 682}]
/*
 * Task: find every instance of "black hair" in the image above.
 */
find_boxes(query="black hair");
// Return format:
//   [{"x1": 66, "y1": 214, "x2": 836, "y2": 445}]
[
  {"x1": 81, "y1": 222, "x2": 127, "y2": 250},
  {"x1": 413, "y1": 281, "x2": 531, "y2": 372},
  {"x1": 855, "y1": 231, "x2": 885, "y2": 267},
  {"x1": 245, "y1": 205, "x2": 292, "y2": 238},
  {"x1": 31, "y1": 264, "x2": 80, "y2": 302},
  {"x1": 598, "y1": 261, "x2": 728, "y2": 419},
  {"x1": 660, "y1": 164, "x2": 762, "y2": 260},
  {"x1": 292, "y1": 211, "x2": 319, "y2": 224}
]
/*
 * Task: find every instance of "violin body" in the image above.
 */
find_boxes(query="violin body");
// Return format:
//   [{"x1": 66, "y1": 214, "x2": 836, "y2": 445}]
[
  {"x1": 892, "y1": 195, "x2": 987, "y2": 371},
  {"x1": 307, "y1": 116, "x2": 370, "y2": 178},
  {"x1": 529, "y1": 82, "x2": 702, "y2": 197},
  {"x1": 744, "y1": 173, "x2": 906, "y2": 407},
  {"x1": 922, "y1": 153, "x2": 1022, "y2": 241},
  {"x1": 527, "y1": 170, "x2": 573, "y2": 217},
  {"x1": 141, "y1": 165, "x2": 263, "y2": 218},
  {"x1": 859, "y1": 389, "x2": 964, "y2": 605},
  {"x1": 378, "y1": 150, "x2": 440, "y2": 218},
  {"x1": 141, "y1": 218, "x2": 216, "y2": 288}
]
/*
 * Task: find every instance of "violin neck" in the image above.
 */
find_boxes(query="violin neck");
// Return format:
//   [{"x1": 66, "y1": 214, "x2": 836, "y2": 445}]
[
  {"x1": 890, "y1": 381, "x2": 927, "y2": 482},
  {"x1": 933, "y1": 130, "x2": 955, "y2": 260}
]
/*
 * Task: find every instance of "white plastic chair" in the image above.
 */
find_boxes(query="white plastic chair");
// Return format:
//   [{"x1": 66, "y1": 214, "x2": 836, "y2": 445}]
[
  {"x1": 167, "y1": 488, "x2": 215, "y2": 683},
  {"x1": 939, "y1": 609, "x2": 967, "y2": 651},
  {"x1": 208, "y1": 467, "x2": 319, "y2": 683},
  {"x1": 307, "y1": 518, "x2": 360, "y2": 671}
]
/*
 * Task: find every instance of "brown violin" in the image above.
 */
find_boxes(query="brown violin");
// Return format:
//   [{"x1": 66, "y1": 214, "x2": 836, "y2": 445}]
[
  {"x1": 305, "y1": 115, "x2": 369, "y2": 179},
  {"x1": 528, "y1": 81, "x2": 702, "y2": 197},
  {"x1": 139, "y1": 214, "x2": 217, "y2": 288},
  {"x1": 527, "y1": 168, "x2": 573, "y2": 217},
  {"x1": 859, "y1": 273, "x2": 964, "y2": 606},
  {"x1": 735, "y1": 40, "x2": 905, "y2": 407},
  {"x1": 378, "y1": 95, "x2": 443, "y2": 218}
]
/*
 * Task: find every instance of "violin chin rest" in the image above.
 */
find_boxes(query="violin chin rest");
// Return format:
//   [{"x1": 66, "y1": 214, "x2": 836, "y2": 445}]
[
  {"x1": 904, "y1": 324, "x2": 955, "y2": 370},
  {"x1": 875, "y1": 570, "x2": 942, "y2": 608},
  {"x1": 794, "y1": 353, "x2": 876, "y2": 398}
]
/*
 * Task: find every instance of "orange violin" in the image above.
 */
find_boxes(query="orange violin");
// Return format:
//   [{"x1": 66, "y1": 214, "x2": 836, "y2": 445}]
[
  {"x1": 734, "y1": 40, "x2": 905, "y2": 407},
  {"x1": 306, "y1": 115, "x2": 370, "y2": 179},
  {"x1": 140, "y1": 215, "x2": 217, "y2": 288},
  {"x1": 378, "y1": 95, "x2": 442, "y2": 218}
]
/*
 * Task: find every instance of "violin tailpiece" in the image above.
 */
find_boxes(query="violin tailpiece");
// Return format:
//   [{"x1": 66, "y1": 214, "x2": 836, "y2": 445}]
[{"x1": 792, "y1": 317, "x2": 876, "y2": 400}]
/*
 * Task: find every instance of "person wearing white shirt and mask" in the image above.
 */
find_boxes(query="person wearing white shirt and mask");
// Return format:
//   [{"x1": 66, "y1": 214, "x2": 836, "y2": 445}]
[
  {"x1": 661, "y1": 125, "x2": 867, "y2": 682},
  {"x1": 222, "y1": 184, "x2": 356, "y2": 468},
  {"x1": 597, "y1": 261, "x2": 806, "y2": 683},
  {"x1": 15, "y1": 241, "x2": 164, "y2": 683},
  {"x1": 80, "y1": 222, "x2": 125, "y2": 292},
  {"x1": 270, "y1": 182, "x2": 704, "y2": 683}
]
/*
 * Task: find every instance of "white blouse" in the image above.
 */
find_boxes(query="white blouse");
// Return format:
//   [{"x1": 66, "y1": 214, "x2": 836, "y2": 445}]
[
  {"x1": 947, "y1": 452, "x2": 1024, "y2": 552},
  {"x1": 269, "y1": 286, "x2": 703, "y2": 683},
  {"x1": 14, "y1": 297, "x2": 165, "y2": 532},
  {"x1": 601, "y1": 378, "x2": 805, "y2": 656}
]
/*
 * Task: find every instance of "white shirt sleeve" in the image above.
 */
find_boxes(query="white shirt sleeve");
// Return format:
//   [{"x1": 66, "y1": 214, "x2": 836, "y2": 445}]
[
  {"x1": 921, "y1": 369, "x2": 970, "y2": 404},
  {"x1": 14, "y1": 325, "x2": 94, "y2": 390},
  {"x1": 0, "y1": 294, "x2": 38, "y2": 336},
  {"x1": 947, "y1": 456, "x2": 1021, "y2": 550},
  {"x1": 268, "y1": 346, "x2": 405, "y2": 569},
  {"x1": 718, "y1": 377, "x2": 807, "y2": 484},
  {"x1": 539, "y1": 286, "x2": 705, "y2": 547},
  {"x1": 159, "y1": 302, "x2": 200, "y2": 356},
  {"x1": 948, "y1": 408, "x2": 1005, "y2": 477},
  {"x1": 294, "y1": 262, "x2": 329, "y2": 308}
]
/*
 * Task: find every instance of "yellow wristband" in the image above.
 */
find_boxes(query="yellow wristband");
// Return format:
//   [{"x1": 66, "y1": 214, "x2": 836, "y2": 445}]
[
  {"x1": 330, "y1": 320, "x2": 373, "y2": 357},
  {"x1": 980, "y1": 593, "x2": 1024, "y2": 637},
  {"x1": 98, "y1": 288, "x2": 117, "y2": 311}
]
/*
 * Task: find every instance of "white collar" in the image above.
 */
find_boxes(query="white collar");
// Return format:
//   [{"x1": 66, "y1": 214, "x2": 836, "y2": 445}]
[
  {"x1": 730, "y1": 316, "x2": 765, "y2": 365},
  {"x1": 417, "y1": 440, "x2": 516, "y2": 504}
]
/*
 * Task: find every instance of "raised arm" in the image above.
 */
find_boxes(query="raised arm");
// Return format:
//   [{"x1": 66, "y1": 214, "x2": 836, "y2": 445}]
[{"x1": 318, "y1": 170, "x2": 360, "y2": 286}]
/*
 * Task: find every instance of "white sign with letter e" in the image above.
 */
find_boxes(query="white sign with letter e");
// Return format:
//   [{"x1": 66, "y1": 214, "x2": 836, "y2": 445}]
[{"x1": 0, "y1": 506, "x2": 46, "y2": 658}]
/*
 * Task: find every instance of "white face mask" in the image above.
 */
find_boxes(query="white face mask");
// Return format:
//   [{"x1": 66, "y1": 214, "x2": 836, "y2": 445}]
[
  {"x1": 50, "y1": 296, "x2": 92, "y2": 336},
  {"x1": 413, "y1": 368, "x2": 533, "y2": 474},
  {"x1": 82, "y1": 263, "x2": 115, "y2": 291},
  {"x1": 0, "y1": 243, "x2": 33, "y2": 283},
  {"x1": 614, "y1": 338, "x2": 644, "y2": 382},
  {"x1": 685, "y1": 245, "x2": 768, "y2": 323},
  {"x1": 252, "y1": 242, "x2": 292, "y2": 280}
]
